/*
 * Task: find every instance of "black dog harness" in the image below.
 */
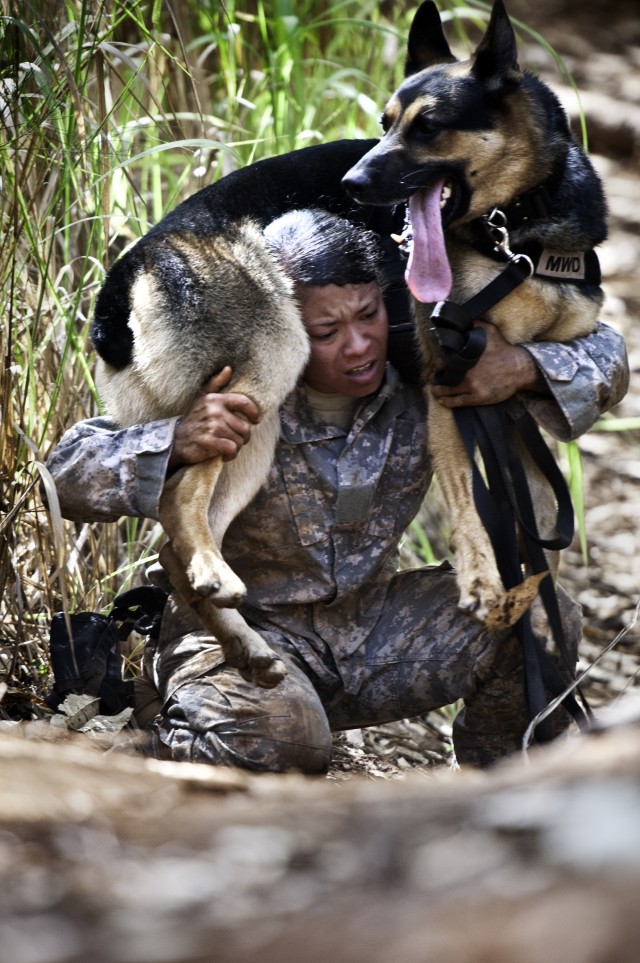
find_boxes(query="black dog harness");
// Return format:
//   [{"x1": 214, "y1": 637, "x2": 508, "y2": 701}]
[{"x1": 426, "y1": 194, "x2": 597, "y2": 742}]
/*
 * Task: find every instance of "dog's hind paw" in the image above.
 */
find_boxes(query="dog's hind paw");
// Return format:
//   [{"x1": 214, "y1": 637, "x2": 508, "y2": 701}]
[
  {"x1": 188, "y1": 552, "x2": 247, "y2": 607},
  {"x1": 458, "y1": 571, "x2": 548, "y2": 629},
  {"x1": 240, "y1": 656, "x2": 288, "y2": 689},
  {"x1": 224, "y1": 635, "x2": 287, "y2": 689},
  {"x1": 483, "y1": 572, "x2": 549, "y2": 630}
]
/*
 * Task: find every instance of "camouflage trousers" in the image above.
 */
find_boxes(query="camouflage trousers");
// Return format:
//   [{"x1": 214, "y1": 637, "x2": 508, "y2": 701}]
[{"x1": 135, "y1": 566, "x2": 582, "y2": 772}]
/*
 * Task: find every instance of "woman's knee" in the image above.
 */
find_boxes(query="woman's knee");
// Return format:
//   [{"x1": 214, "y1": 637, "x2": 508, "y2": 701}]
[
  {"x1": 150, "y1": 669, "x2": 333, "y2": 775},
  {"x1": 144, "y1": 597, "x2": 333, "y2": 773}
]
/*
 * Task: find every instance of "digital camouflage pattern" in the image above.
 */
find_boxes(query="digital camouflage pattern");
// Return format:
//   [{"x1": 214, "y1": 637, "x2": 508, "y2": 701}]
[
  {"x1": 136, "y1": 568, "x2": 582, "y2": 770},
  {"x1": 47, "y1": 322, "x2": 629, "y2": 769}
]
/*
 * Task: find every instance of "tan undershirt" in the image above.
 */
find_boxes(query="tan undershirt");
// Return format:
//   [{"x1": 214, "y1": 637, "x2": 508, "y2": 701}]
[{"x1": 303, "y1": 384, "x2": 359, "y2": 430}]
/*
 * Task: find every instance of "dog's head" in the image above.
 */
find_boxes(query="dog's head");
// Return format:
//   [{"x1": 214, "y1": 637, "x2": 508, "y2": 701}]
[
  {"x1": 343, "y1": 0, "x2": 528, "y2": 216},
  {"x1": 342, "y1": 0, "x2": 540, "y2": 300}
]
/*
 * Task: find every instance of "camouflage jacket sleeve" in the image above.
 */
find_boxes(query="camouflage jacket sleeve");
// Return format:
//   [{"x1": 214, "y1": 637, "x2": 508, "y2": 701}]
[
  {"x1": 521, "y1": 321, "x2": 629, "y2": 440},
  {"x1": 45, "y1": 416, "x2": 178, "y2": 522}
]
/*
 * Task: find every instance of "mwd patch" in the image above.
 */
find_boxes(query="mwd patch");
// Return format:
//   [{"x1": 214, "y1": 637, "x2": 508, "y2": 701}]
[{"x1": 535, "y1": 248, "x2": 601, "y2": 285}]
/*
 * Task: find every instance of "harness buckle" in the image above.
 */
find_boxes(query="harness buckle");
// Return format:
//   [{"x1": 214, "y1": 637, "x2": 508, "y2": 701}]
[
  {"x1": 510, "y1": 251, "x2": 535, "y2": 278},
  {"x1": 483, "y1": 206, "x2": 535, "y2": 277},
  {"x1": 483, "y1": 206, "x2": 510, "y2": 254}
]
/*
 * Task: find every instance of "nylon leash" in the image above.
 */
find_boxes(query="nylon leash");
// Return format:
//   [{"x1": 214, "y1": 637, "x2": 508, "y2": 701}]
[{"x1": 455, "y1": 404, "x2": 591, "y2": 738}]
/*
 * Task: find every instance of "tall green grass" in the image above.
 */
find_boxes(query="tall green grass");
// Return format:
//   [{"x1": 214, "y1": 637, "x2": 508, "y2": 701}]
[{"x1": 0, "y1": 0, "x2": 603, "y2": 712}]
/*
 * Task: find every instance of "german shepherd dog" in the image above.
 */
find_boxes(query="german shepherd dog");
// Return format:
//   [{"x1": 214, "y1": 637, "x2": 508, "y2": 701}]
[
  {"x1": 92, "y1": 141, "x2": 402, "y2": 688},
  {"x1": 342, "y1": 0, "x2": 607, "y2": 629}
]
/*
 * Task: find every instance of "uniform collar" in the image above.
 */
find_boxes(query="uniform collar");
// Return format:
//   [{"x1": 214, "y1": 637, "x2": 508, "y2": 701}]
[{"x1": 280, "y1": 364, "x2": 407, "y2": 444}]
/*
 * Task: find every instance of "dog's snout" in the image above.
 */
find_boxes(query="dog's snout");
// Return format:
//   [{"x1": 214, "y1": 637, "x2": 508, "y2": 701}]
[{"x1": 341, "y1": 167, "x2": 371, "y2": 199}]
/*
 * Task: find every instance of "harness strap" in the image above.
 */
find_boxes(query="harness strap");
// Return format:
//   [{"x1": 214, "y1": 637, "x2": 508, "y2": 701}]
[
  {"x1": 431, "y1": 255, "x2": 533, "y2": 387},
  {"x1": 455, "y1": 406, "x2": 550, "y2": 736},
  {"x1": 461, "y1": 256, "x2": 535, "y2": 318},
  {"x1": 502, "y1": 407, "x2": 595, "y2": 728}
]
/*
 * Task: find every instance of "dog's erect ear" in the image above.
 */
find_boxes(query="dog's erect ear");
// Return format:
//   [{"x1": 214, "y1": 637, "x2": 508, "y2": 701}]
[
  {"x1": 472, "y1": 0, "x2": 522, "y2": 93},
  {"x1": 405, "y1": 1, "x2": 457, "y2": 77}
]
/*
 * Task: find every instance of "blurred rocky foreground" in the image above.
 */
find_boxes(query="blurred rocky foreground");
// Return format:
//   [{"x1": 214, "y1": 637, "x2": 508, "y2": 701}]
[{"x1": 2, "y1": 711, "x2": 640, "y2": 963}]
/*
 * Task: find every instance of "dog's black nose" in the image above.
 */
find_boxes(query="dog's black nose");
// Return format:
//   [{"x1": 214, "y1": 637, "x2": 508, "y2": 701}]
[{"x1": 341, "y1": 168, "x2": 371, "y2": 199}]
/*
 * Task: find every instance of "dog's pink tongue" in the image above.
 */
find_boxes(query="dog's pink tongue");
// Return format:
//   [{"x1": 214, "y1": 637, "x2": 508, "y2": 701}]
[{"x1": 406, "y1": 181, "x2": 452, "y2": 303}]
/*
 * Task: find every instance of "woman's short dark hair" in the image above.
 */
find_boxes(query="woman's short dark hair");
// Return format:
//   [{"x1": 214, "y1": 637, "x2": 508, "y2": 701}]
[{"x1": 263, "y1": 208, "x2": 385, "y2": 289}]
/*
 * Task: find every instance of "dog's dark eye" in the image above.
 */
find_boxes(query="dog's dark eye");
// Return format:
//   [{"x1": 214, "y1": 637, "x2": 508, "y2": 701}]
[
  {"x1": 380, "y1": 112, "x2": 391, "y2": 134},
  {"x1": 410, "y1": 115, "x2": 438, "y2": 142}
]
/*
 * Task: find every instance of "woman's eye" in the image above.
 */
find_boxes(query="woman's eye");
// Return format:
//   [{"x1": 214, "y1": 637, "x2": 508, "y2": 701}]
[{"x1": 361, "y1": 304, "x2": 380, "y2": 321}]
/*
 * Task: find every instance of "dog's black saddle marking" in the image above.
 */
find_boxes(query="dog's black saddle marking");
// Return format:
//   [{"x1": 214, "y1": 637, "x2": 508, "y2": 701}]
[{"x1": 92, "y1": 140, "x2": 416, "y2": 376}]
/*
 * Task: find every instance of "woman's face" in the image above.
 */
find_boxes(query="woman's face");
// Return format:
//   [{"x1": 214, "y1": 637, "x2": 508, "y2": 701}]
[{"x1": 297, "y1": 281, "x2": 388, "y2": 397}]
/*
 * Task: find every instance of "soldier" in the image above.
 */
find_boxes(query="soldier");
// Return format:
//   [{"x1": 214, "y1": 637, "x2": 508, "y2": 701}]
[{"x1": 46, "y1": 209, "x2": 629, "y2": 771}]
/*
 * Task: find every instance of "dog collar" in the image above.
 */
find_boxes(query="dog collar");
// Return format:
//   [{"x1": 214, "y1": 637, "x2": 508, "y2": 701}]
[
  {"x1": 477, "y1": 235, "x2": 602, "y2": 287},
  {"x1": 498, "y1": 156, "x2": 566, "y2": 228},
  {"x1": 474, "y1": 180, "x2": 602, "y2": 288},
  {"x1": 499, "y1": 181, "x2": 554, "y2": 228}
]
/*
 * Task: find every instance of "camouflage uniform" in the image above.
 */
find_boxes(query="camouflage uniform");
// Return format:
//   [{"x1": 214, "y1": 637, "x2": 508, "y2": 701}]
[{"x1": 47, "y1": 322, "x2": 629, "y2": 770}]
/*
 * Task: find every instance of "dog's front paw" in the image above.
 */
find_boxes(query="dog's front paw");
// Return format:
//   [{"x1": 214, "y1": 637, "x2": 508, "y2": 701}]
[
  {"x1": 450, "y1": 531, "x2": 505, "y2": 624},
  {"x1": 456, "y1": 561, "x2": 504, "y2": 623}
]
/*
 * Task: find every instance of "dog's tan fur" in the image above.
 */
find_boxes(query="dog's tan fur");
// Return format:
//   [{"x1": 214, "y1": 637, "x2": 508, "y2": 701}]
[{"x1": 96, "y1": 221, "x2": 310, "y2": 686}]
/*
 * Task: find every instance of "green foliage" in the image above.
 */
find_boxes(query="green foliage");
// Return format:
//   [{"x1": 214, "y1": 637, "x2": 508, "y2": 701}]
[{"x1": 409, "y1": 519, "x2": 441, "y2": 567}]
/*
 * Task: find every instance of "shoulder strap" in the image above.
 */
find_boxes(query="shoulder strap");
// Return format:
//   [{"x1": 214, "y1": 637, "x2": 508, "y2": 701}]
[{"x1": 111, "y1": 585, "x2": 169, "y2": 640}]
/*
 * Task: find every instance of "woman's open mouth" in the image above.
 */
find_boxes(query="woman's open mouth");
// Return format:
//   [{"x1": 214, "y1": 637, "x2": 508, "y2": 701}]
[{"x1": 346, "y1": 359, "x2": 379, "y2": 383}]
